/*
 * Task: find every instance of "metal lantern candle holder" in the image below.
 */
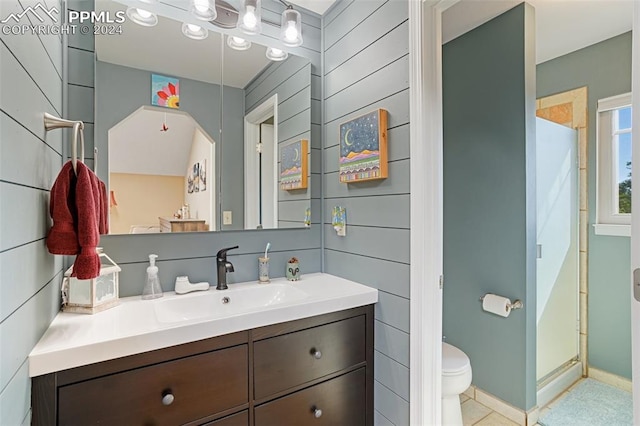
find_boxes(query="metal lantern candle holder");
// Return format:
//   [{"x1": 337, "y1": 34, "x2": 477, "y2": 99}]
[{"x1": 61, "y1": 248, "x2": 121, "y2": 314}]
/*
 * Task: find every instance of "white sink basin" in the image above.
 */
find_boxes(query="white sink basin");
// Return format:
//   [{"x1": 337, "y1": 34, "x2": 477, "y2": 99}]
[{"x1": 154, "y1": 283, "x2": 310, "y2": 323}]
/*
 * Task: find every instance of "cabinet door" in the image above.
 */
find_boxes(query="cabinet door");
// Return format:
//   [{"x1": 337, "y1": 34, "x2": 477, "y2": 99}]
[
  {"x1": 202, "y1": 410, "x2": 249, "y2": 426},
  {"x1": 254, "y1": 315, "x2": 366, "y2": 399},
  {"x1": 254, "y1": 368, "x2": 366, "y2": 426},
  {"x1": 59, "y1": 345, "x2": 248, "y2": 426}
]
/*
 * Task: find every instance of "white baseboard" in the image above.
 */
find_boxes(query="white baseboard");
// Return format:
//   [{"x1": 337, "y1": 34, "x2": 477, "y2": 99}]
[
  {"x1": 475, "y1": 389, "x2": 526, "y2": 425},
  {"x1": 589, "y1": 367, "x2": 632, "y2": 392},
  {"x1": 537, "y1": 362, "x2": 583, "y2": 408}
]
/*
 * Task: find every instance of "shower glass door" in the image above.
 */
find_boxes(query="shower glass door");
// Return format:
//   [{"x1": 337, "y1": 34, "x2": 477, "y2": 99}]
[{"x1": 536, "y1": 117, "x2": 579, "y2": 382}]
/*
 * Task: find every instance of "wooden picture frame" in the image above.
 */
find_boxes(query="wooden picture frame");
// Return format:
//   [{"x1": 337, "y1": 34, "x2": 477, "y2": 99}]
[
  {"x1": 280, "y1": 139, "x2": 308, "y2": 190},
  {"x1": 339, "y1": 109, "x2": 388, "y2": 183}
]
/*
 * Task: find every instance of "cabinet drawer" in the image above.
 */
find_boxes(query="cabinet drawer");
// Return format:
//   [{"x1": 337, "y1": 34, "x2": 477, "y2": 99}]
[
  {"x1": 58, "y1": 345, "x2": 248, "y2": 426},
  {"x1": 203, "y1": 410, "x2": 249, "y2": 426},
  {"x1": 254, "y1": 368, "x2": 366, "y2": 426},
  {"x1": 254, "y1": 315, "x2": 365, "y2": 399}
]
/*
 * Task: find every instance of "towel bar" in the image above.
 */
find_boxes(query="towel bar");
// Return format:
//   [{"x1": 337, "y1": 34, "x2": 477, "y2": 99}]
[{"x1": 44, "y1": 113, "x2": 85, "y2": 174}]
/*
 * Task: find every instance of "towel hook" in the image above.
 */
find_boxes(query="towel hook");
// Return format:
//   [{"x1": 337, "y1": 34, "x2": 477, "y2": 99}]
[{"x1": 44, "y1": 113, "x2": 85, "y2": 175}]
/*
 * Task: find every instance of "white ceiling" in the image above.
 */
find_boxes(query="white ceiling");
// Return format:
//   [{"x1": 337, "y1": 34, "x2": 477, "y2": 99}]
[
  {"x1": 109, "y1": 107, "x2": 212, "y2": 176},
  {"x1": 288, "y1": 0, "x2": 336, "y2": 15},
  {"x1": 96, "y1": 1, "x2": 270, "y2": 88},
  {"x1": 443, "y1": 0, "x2": 634, "y2": 64}
]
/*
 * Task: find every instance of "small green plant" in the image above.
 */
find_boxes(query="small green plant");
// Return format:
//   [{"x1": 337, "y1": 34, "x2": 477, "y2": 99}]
[{"x1": 288, "y1": 257, "x2": 298, "y2": 263}]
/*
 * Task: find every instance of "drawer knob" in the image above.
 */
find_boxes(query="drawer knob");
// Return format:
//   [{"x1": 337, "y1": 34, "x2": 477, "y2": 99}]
[
  {"x1": 311, "y1": 348, "x2": 322, "y2": 359},
  {"x1": 162, "y1": 390, "x2": 175, "y2": 406},
  {"x1": 313, "y1": 408, "x2": 323, "y2": 418}
]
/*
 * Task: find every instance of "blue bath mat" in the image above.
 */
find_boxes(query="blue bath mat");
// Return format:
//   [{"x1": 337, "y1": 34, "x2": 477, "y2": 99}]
[{"x1": 539, "y1": 378, "x2": 632, "y2": 426}]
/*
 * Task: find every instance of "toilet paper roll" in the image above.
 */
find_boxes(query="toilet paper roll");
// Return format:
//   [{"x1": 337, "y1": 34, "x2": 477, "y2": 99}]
[{"x1": 482, "y1": 294, "x2": 512, "y2": 317}]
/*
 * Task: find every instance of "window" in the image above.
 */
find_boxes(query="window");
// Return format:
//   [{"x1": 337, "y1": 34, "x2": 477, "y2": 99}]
[{"x1": 595, "y1": 93, "x2": 632, "y2": 236}]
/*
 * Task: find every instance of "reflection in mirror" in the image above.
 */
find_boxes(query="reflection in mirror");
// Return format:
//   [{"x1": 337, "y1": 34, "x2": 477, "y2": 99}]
[
  {"x1": 222, "y1": 30, "x2": 312, "y2": 231},
  {"x1": 95, "y1": 0, "x2": 311, "y2": 234},
  {"x1": 108, "y1": 106, "x2": 216, "y2": 233}
]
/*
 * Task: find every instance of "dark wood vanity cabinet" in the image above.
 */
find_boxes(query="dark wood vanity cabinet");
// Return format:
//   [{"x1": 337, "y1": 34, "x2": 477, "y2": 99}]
[{"x1": 32, "y1": 305, "x2": 374, "y2": 426}]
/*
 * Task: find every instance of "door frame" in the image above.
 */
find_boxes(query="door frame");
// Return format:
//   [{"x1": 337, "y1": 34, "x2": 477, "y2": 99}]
[
  {"x1": 244, "y1": 94, "x2": 278, "y2": 229},
  {"x1": 408, "y1": 1, "x2": 458, "y2": 424},
  {"x1": 630, "y1": 2, "x2": 640, "y2": 422}
]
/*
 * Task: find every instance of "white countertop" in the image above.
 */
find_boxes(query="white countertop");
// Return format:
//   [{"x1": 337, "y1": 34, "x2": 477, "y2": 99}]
[{"x1": 29, "y1": 273, "x2": 378, "y2": 377}]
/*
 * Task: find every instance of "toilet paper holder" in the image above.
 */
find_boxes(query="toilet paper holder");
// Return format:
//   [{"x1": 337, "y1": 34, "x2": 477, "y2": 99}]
[{"x1": 479, "y1": 294, "x2": 523, "y2": 310}]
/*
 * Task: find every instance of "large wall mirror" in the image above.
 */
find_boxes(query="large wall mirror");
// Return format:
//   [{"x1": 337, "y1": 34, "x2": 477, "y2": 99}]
[{"x1": 94, "y1": 0, "x2": 312, "y2": 234}]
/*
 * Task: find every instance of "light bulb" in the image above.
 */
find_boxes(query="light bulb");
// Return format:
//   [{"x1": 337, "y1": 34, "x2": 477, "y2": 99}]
[
  {"x1": 182, "y1": 22, "x2": 208, "y2": 40},
  {"x1": 194, "y1": 0, "x2": 209, "y2": 12},
  {"x1": 266, "y1": 47, "x2": 288, "y2": 60},
  {"x1": 227, "y1": 35, "x2": 251, "y2": 50},
  {"x1": 190, "y1": 0, "x2": 216, "y2": 21},
  {"x1": 243, "y1": 5, "x2": 257, "y2": 29},
  {"x1": 126, "y1": 6, "x2": 158, "y2": 26},
  {"x1": 284, "y1": 21, "x2": 298, "y2": 42},
  {"x1": 137, "y1": 8, "x2": 152, "y2": 18}
]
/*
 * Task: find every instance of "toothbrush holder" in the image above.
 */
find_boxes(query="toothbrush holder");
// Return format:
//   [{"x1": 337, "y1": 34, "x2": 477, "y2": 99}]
[{"x1": 258, "y1": 257, "x2": 270, "y2": 283}]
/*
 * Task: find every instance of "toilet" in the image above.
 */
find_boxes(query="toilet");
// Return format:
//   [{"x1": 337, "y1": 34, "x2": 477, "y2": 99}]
[{"x1": 442, "y1": 342, "x2": 473, "y2": 426}]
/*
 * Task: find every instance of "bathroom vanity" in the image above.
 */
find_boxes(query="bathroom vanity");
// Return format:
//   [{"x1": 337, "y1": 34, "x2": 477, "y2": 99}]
[{"x1": 29, "y1": 274, "x2": 377, "y2": 426}]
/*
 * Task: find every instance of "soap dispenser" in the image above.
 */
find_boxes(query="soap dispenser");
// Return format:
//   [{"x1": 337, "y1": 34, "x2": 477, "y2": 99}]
[{"x1": 142, "y1": 254, "x2": 163, "y2": 300}]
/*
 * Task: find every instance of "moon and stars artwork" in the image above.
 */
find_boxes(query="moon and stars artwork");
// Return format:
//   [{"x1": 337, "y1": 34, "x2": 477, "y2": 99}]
[
  {"x1": 280, "y1": 139, "x2": 308, "y2": 190},
  {"x1": 339, "y1": 109, "x2": 388, "y2": 183}
]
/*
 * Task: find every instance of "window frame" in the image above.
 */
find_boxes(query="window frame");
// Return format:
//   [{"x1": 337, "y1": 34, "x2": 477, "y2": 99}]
[{"x1": 595, "y1": 92, "x2": 632, "y2": 236}]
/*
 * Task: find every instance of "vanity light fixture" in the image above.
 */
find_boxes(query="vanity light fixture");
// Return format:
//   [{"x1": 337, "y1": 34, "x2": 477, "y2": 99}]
[
  {"x1": 227, "y1": 35, "x2": 252, "y2": 51},
  {"x1": 126, "y1": 7, "x2": 158, "y2": 27},
  {"x1": 280, "y1": 5, "x2": 302, "y2": 47},
  {"x1": 266, "y1": 46, "x2": 288, "y2": 61},
  {"x1": 239, "y1": 0, "x2": 262, "y2": 35},
  {"x1": 182, "y1": 22, "x2": 209, "y2": 40},
  {"x1": 190, "y1": 0, "x2": 217, "y2": 21}
]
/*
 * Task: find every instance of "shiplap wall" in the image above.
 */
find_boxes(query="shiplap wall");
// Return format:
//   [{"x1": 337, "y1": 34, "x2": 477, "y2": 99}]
[
  {"x1": 244, "y1": 55, "x2": 316, "y2": 229},
  {"x1": 322, "y1": 1, "x2": 410, "y2": 424},
  {"x1": 0, "y1": 1, "x2": 64, "y2": 424}
]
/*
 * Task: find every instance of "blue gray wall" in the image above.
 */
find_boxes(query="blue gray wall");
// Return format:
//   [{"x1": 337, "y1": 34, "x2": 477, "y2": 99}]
[
  {"x1": 442, "y1": 4, "x2": 537, "y2": 411},
  {"x1": 322, "y1": 1, "x2": 410, "y2": 424},
  {"x1": 0, "y1": 0, "x2": 64, "y2": 424},
  {"x1": 537, "y1": 32, "x2": 633, "y2": 379},
  {"x1": 244, "y1": 55, "x2": 316, "y2": 228}
]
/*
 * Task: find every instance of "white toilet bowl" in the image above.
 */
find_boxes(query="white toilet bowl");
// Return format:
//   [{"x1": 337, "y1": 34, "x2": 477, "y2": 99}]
[{"x1": 442, "y1": 342, "x2": 472, "y2": 426}]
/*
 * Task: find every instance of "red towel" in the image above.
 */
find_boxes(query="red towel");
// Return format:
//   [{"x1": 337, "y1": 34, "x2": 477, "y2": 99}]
[
  {"x1": 47, "y1": 161, "x2": 108, "y2": 279},
  {"x1": 46, "y1": 161, "x2": 79, "y2": 255}
]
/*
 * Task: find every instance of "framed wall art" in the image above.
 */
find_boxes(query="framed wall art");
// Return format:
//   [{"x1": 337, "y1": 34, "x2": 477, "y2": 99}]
[
  {"x1": 339, "y1": 109, "x2": 388, "y2": 183},
  {"x1": 152, "y1": 74, "x2": 180, "y2": 109},
  {"x1": 280, "y1": 139, "x2": 308, "y2": 190}
]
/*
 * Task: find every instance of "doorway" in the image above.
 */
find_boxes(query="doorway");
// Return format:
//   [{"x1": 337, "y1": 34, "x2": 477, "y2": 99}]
[{"x1": 244, "y1": 95, "x2": 278, "y2": 229}]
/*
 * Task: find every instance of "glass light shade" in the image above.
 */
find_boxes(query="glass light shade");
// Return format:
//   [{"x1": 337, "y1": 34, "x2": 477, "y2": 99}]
[
  {"x1": 280, "y1": 7, "x2": 302, "y2": 47},
  {"x1": 266, "y1": 47, "x2": 288, "y2": 61},
  {"x1": 227, "y1": 35, "x2": 252, "y2": 51},
  {"x1": 190, "y1": 0, "x2": 217, "y2": 21},
  {"x1": 182, "y1": 22, "x2": 208, "y2": 40},
  {"x1": 239, "y1": 0, "x2": 261, "y2": 35},
  {"x1": 126, "y1": 7, "x2": 158, "y2": 26}
]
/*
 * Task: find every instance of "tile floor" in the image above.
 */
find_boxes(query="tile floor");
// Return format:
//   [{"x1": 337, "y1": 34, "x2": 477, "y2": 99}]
[{"x1": 460, "y1": 394, "x2": 520, "y2": 426}]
